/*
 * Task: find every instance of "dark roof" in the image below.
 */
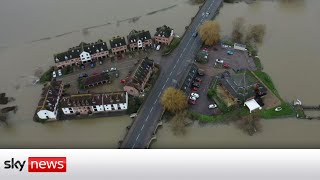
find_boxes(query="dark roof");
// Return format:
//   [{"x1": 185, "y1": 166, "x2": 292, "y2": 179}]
[
  {"x1": 60, "y1": 91, "x2": 127, "y2": 108},
  {"x1": 127, "y1": 30, "x2": 152, "y2": 44},
  {"x1": 109, "y1": 36, "x2": 127, "y2": 48},
  {"x1": 37, "y1": 81, "x2": 63, "y2": 112},
  {"x1": 54, "y1": 40, "x2": 108, "y2": 63},
  {"x1": 219, "y1": 71, "x2": 267, "y2": 101},
  {"x1": 154, "y1": 25, "x2": 173, "y2": 38},
  {"x1": 181, "y1": 63, "x2": 198, "y2": 93},
  {"x1": 83, "y1": 72, "x2": 110, "y2": 87},
  {"x1": 126, "y1": 57, "x2": 154, "y2": 90}
]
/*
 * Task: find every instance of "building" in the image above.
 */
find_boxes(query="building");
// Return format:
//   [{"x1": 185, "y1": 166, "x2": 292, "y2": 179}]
[
  {"x1": 54, "y1": 40, "x2": 109, "y2": 68},
  {"x1": 80, "y1": 72, "x2": 111, "y2": 89},
  {"x1": 110, "y1": 36, "x2": 127, "y2": 55},
  {"x1": 180, "y1": 63, "x2": 199, "y2": 94},
  {"x1": 60, "y1": 91, "x2": 128, "y2": 116},
  {"x1": 154, "y1": 25, "x2": 174, "y2": 45},
  {"x1": 35, "y1": 81, "x2": 64, "y2": 121},
  {"x1": 218, "y1": 71, "x2": 267, "y2": 103},
  {"x1": 124, "y1": 57, "x2": 155, "y2": 96},
  {"x1": 234, "y1": 43, "x2": 247, "y2": 51},
  {"x1": 127, "y1": 30, "x2": 152, "y2": 51}
]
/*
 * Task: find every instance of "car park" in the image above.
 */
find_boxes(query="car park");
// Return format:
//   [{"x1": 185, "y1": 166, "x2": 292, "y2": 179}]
[
  {"x1": 57, "y1": 69, "x2": 62, "y2": 76},
  {"x1": 191, "y1": 93, "x2": 199, "y2": 99},
  {"x1": 52, "y1": 71, "x2": 57, "y2": 78},
  {"x1": 208, "y1": 104, "x2": 217, "y2": 109},
  {"x1": 216, "y1": 58, "x2": 224, "y2": 64}
]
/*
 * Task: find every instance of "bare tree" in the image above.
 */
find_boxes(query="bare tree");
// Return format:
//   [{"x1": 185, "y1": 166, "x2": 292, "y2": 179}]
[{"x1": 232, "y1": 17, "x2": 246, "y2": 43}]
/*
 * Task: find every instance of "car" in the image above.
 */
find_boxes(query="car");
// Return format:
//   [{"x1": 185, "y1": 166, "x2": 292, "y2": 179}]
[
  {"x1": 52, "y1": 71, "x2": 57, "y2": 78},
  {"x1": 57, "y1": 69, "x2": 62, "y2": 76},
  {"x1": 188, "y1": 99, "x2": 196, "y2": 105},
  {"x1": 205, "y1": 12, "x2": 210, "y2": 16},
  {"x1": 197, "y1": 69, "x2": 204, "y2": 76},
  {"x1": 79, "y1": 73, "x2": 88, "y2": 78},
  {"x1": 227, "y1": 50, "x2": 234, "y2": 55},
  {"x1": 223, "y1": 63, "x2": 230, "y2": 69},
  {"x1": 216, "y1": 58, "x2": 224, "y2": 64},
  {"x1": 192, "y1": 32, "x2": 198, "y2": 37},
  {"x1": 156, "y1": 45, "x2": 161, "y2": 51},
  {"x1": 203, "y1": 47, "x2": 208, "y2": 51},
  {"x1": 191, "y1": 87, "x2": 198, "y2": 91},
  {"x1": 80, "y1": 64, "x2": 85, "y2": 70},
  {"x1": 189, "y1": 96, "x2": 197, "y2": 101},
  {"x1": 120, "y1": 79, "x2": 126, "y2": 84},
  {"x1": 90, "y1": 62, "x2": 96, "y2": 68},
  {"x1": 92, "y1": 71, "x2": 99, "y2": 76},
  {"x1": 192, "y1": 83, "x2": 200, "y2": 88},
  {"x1": 208, "y1": 104, "x2": 217, "y2": 109},
  {"x1": 102, "y1": 69, "x2": 109, "y2": 73},
  {"x1": 110, "y1": 67, "x2": 117, "y2": 71},
  {"x1": 191, "y1": 93, "x2": 199, "y2": 99},
  {"x1": 99, "y1": 60, "x2": 103, "y2": 65},
  {"x1": 115, "y1": 72, "x2": 119, "y2": 78},
  {"x1": 194, "y1": 77, "x2": 202, "y2": 82}
]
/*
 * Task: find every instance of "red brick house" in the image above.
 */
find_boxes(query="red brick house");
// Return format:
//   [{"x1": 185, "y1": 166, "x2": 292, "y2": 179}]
[
  {"x1": 110, "y1": 36, "x2": 128, "y2": 55},
  {"x1": 127, "y1": 30, "x2": 152, "y2": 51},
  {"x1": 154, "y1": 25, "x2": 174, "y2": 45}
]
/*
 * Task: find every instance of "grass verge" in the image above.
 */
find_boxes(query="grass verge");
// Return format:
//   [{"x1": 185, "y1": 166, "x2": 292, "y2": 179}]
[{"x1": 162, "y1": 37, "x2": 181, "y2": 56}]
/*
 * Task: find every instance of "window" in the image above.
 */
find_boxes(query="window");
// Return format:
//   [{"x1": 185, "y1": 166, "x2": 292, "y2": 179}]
[
  {"x1": 70, "y1": 111, "x2": 74, "y2": 114},
  {"x1": 69, "y1": 108, "x2": 72, "y2": 111}
]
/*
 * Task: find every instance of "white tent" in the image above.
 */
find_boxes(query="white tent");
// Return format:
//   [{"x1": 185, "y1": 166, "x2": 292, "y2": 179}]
[{"x1": 244, "y1": 99, "x2": 262, "y2": 113}]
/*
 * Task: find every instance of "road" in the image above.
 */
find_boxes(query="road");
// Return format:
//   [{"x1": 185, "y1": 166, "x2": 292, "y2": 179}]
[{"x1": 121, "y1": 0, "x2": 223, "y2": 149}]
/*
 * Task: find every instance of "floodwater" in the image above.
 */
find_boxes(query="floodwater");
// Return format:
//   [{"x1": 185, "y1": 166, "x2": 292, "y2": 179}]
[
  {"x1": 0, "y1": 0, "x2": 199, "y2": 148},
  {"x1": 153, "y1": 0, "x2": 320, "y2": 148}
]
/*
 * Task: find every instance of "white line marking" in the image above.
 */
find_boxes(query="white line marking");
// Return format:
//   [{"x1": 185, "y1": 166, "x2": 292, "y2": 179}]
[
  {"x1": 150, "y1": 107, "x2": 154, "y2": 112},
  {"x1": 136, "y1": 133, "x2": 140, "y2": 141},
  {"x1": 162, "y1": 84, "x2": 165, "y2": 89},
  {"x1": 132, "y1": 143, "x2": 136, "y2": 149},
  {"x1": 154, "y1": 99, "x2": 158, "y2": 104},
  {"x1": 169, "y1": 71, "x2": 173, "y2": 76},
  {"x1": 141, "y1": 124, "x2": 145, "y2": 131},
  {"x1": 174, "y1": 64, "x2": 177, "y2": 69},
  {"x1": 158, "y1": 92, "x2": 161, "y2": 97},
  {"x1": 145, "y1": 114, "x2": 150, "y2": 122},
  {"x1": 166, "y1": 77, "x2": 169, "y2": 82}
]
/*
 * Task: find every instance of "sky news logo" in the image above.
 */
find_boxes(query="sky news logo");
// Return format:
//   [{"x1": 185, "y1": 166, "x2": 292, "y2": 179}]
[{"x1": 3, "y1": 157, "x2": 66, "y2": 172}]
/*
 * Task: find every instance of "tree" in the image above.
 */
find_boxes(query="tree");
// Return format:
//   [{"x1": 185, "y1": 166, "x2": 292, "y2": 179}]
[
  {"x1": 198, "y1": 20, "x2": 221, "y2": 46},
  {"x1": 161, "y1": 87, "x2": 187, "y2": 113},
  {"x1": 239, "y1": 112, "x2": 262, "y2": 136},
  {"x1": 231, "y1": 17, "x2": 246, "y2": 43},
  {"x1": 245, "y1": 24, "x2": 266, "y2": 44},
  {"x1": 171, "y1": 111, "x2": 188, "y2": 136}
]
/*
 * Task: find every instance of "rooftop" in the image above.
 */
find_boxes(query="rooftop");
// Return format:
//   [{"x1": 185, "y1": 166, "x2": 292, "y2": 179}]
[
  {"x1": 154, "y1": 25, "x2": 173, "y2": 38},
  {"x1": 126, "y1": 57, "x2": 154, "y2": 90},
  {"x1": 37, "y1": 81, "x2": 64, "y2": 112},
  {"x1": 83, "y1": 72, "x2": 110, "y2": 87},
  {"x1": 127, "y1": 30, "x2": 152, "y2": 43},
  {"x1": 110, "y1": 36, "x2": 127, "y2": 48}
]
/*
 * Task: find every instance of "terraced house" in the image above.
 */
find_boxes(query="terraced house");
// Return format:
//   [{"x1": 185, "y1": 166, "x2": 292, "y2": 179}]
[
  {"x1": 35, "y1": 80, "x2": 64, "y2": 121},
  {"x1": 54, "y1": 40, "x2": 109, "y2": 68},
  {"x1": 154, "y1": 25, "x2": 174, "y2": 45},
  {"x1": 124, "y1": 57, "x2": 155, "y2": 96},
  {"x1": 127, "y1": 30, "x2": 152, "y2": 51},
  {"x1": 60, "y1": 91, "x2": 128, "y2": 116},
  {"x1": 110, "y1": 36, "x2": 127, "y2": 55}
]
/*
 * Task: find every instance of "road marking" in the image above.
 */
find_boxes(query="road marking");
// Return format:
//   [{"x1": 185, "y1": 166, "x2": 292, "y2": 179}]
[
  {"x1": 154, "y1": 99, "x2": 158, "y2": 104},
  {"x1": 145, "y1": 114, "x2": 150, "y2": 122},
  {"x1": 162, "y1": 84, "x2": 165, "y2": 89},
  {"x1": 166, "y1": 77, "x2": 169, "y2": 83},
  {"x1": 141, "y1": 124, "x2": 145, "y2": 131},
  {"x1": 169, "y1": 71, "x2": 173, "y2": 76},
  {"x1": 150, "y1": 107, "x2": 154, "y2": 112},
  {"x1": 136, "y1": 133, "x2": 140, "y2": 141},
  {"x1": 132, "y1": 143, "x2": 136, "y2": 149},
  {"x1": 173, "y1": 64, "x2": 177, "y2": 69},
  {"x1": 158, "y1": 92, "x2": 161, "y2": 97}
]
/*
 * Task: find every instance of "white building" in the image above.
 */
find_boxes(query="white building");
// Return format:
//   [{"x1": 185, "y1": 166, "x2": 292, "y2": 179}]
[
  {"x1": 234, "y1": 43, "x2": 247, "y2": 51},
  {"x1": 80, "y1": 51, "x2": 92, "y2": 63}
]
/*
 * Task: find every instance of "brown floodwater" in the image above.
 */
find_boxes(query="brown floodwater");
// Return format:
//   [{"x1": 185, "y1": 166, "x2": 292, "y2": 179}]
[
  {"x1": 0, "y1": 0, "x2": 199, "y2": 148},
  {"x1": 153, "y1": 0, "x2": 320, "y2": 148}
]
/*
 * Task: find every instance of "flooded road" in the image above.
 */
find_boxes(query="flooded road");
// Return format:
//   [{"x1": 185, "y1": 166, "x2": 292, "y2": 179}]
[
  {"x1": 0, "y1": 0, "x2": 199, "y2": 148},
  {"x1": 154, "y1": 0, "x2": 320, "y2": 148}
]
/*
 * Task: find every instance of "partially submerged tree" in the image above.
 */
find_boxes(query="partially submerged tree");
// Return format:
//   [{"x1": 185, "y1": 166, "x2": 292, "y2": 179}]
[
  {"x1": 239, "y1": 112, "x2": 262, "y2": 136},
  {"x1": 245, "y1": 24, "x2": 266, "y2": 44},
  {"x1": 161, "y1": 87, "x2": 188, "y2": 113},
  {"x1": 171, "y1": 111, "x2": 189, "y2": 136},
  {"x1": 198, "y1": 20, "x2": 221, "y2": 46},
  {"x1": 231, "y1": 17, "x2": 246, "y2": 43}
]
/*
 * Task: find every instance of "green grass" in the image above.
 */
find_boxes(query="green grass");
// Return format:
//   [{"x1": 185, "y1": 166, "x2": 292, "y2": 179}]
[
  {"x1": 260, "y1": 102, "x2": 295, "y2": 119},
  {"x1": 39, "y1": 67, "x2": 54, "y2": 83},
  {"x1": 207, "y1": 89, "x2": 231, "y2": 113},
  {"x1": 162, "y1": 37, "x2": 181, "y2": 55},
  {"x1": 250, "y1": 71, "x2": 280, "y2": 97},
  {"x1": 253, "y1": 57, "x2": 263, "y2": 70}
]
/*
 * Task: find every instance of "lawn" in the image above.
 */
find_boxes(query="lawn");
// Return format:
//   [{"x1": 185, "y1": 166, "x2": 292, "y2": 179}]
[
  {"x1": 253, "y1": 57, "x2": 263, "y2": 70},
  {"x1": 250, "y1": 70, "x2": 280, "y2": 97},
  {"x1": 259, "y1": 102, "x2": 295, "y2": 119},
  {"x1": 162, "y1": 37, "x2": 181, "y2": 55}
]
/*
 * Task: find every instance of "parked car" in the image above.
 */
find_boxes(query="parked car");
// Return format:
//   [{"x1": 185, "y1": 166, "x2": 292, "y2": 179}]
[
  {"x1": 223, "y1": 63, "x2": 230, "y2": 69},
  {"x1": 90, "y1": 62, "x2": 96, "y2": 68},
  {"x1": 57, "y1": 69, "x2": 62, "y2": 76},
  {"x1": 216, "y1": 58, "x2": 224, "y2": 64},
  {"x1": 102, "y1": 69, "x2": 109, "y2": 73},
  {"x1": 120, "y1": 79, "x2": 126, "y2": 84},
  {"x1": 52, "y1": 71, "x2": 57, "y2": 78},
  {"x1": 192, "y1": 83, "x2": 200, "y2": 88},
  {"x1": 188, "y1": 99, "x2": 196, "y2": 105},
  {"x1": 99, "y1": 60, "x2": 103, "y2": 65},
  {"x1": 156, "y1": 45, "x2": 161, "y2": 51},
  {"x1": 191, "y1": 87, "x2": 198, "y2": 91},
  {"x1": 189, "y1": 96, "x2": 197, "y2": 101},
  {"x1": 79, "y1": 73, "x2": 88, "y2": 78},
  {"x1": 191, "y1": 93, "x2": 199, "y2": 99},
  {"x1": 203, "y1": 47, "x2": 208, "y2": 51},
  {"x1": 208, "y1": 104, "x2": 217, "y2": 109},
  {"x1": 197, "y1": 69, "x2": 204, "y2": 76},
  {"x1": 192, "y1": 32, "x2": 198, "y2": 38},
  {"x1": 227, "y1": 50, "x2": 234, "y2": 55},
  {"x1": 110, "y1": 67, "x2": 117, "y2": 71},
  {"x1": 205, "y1": 12, "x2": 210, "y2": 16},
  {"x1": 194, "y1": 77, "x2": 202, "y2": 82}
]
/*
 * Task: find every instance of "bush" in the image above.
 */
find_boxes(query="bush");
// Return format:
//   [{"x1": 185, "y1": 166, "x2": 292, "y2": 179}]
[
  {"x1": 163, "y1": 37, "x2": 181, "y2": 55},
  {"x1": 253, "y1": 57, "x2": 263, "y2": 70},
  {"x1": 40, "y1": 67, "x2": 54, "y2": 83},
  {"x1": 127, "y1": 96, "x2": 143, "y2": 114}
]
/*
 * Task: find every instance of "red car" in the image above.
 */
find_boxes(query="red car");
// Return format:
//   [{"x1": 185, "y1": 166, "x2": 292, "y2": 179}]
[
  {"x1": 92, "y1": 71, "x2": 99, "y2": 76},
  {"x1": 191, "y1": 87, "x2": 198, "y2": 91},
  {"x1": 203, "y1": 47, "x2": 208, "y2": 51},
  {"x1": 223, "y1": 63, "x2": 230, "y2": 69},
  {"x1": 188, "y1": 99, "x2": 196, "y2": 105},
  {"x1": 120, "y1": 79, "x2": 126, "y2": 84}
]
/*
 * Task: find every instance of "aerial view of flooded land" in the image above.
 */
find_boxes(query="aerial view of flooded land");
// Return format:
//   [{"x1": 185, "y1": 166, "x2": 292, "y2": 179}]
[{"x1": 0, "y1": 0, "x2": 319, "y2": 148}]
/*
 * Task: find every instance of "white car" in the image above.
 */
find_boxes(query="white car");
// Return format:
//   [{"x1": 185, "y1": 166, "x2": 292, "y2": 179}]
[
  {"x1": 191, "y1": 93, "x2": 199, "y2": 99},
  {"x1": 189, "y1": 96, "x2": 197, "y2": 101},
  {"x1": 57, "y1": 69, "x2": 62, "y2": 76},
  {"x1": 52, "y1": 71, "x2": 57, "y2": 78},
  {"x1": 110, "y1": 67, "x2": 117, "y2": 71},
  {"x1": 205, "y1": 12, "x2": 210, "y2": 16},
  {"x1": 216, "y1": 59, "x2": 224, "y2": 64},
  {"x1": 209, "y1": 104, "x2": 217, "y2": 109},
  {"x1": 156, "y1": 45, "x2": 161, "y2": 51}
]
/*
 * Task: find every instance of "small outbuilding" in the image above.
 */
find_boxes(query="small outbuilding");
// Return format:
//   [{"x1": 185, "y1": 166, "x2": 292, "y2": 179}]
[{"x1": 244, "y1": 99, "x2": 262, "y2": 113}]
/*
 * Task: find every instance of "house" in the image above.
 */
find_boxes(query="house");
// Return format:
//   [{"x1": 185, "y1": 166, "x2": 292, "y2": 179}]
[
  {"x1": 218, "y1": 71, "x2": 267, "y2": 103},
  {"x1": 154, "y1": 25, "x2": 174, "y2": 45},
  {"x1": 110, "y1": 36, "x2": 127, "y2": 55},
  {"x1": 35, "y1": 80, "x2": 64, "y2": 121},
  {"x1": 80, "y1": 72, "x2": 111, "y2": 89},
  {"x1": 60, "y1": 91, "x2": 128, "y2": 116},
  {"x1": 180, "y1": 63, "x2": 199, "y2": 94},
  {"x1": 123, "y1": 57, "x2": 155, "y2": 96},
  {"x1": 54, "y1": 40, "x2": 109, "y2": 68},
  {"x1": 127, "y1": 30, "x2": 152, "y2": 51}
]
